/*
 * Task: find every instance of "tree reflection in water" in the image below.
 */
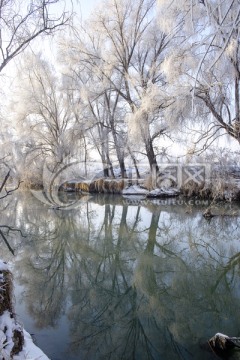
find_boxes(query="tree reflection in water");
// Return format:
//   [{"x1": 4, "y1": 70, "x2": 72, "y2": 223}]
[{"x1": 6, "y1": 192, "x2": 240, "y2": 359}]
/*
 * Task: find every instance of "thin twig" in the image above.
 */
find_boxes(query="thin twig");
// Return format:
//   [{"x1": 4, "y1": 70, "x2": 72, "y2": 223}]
[{"x1": 0, "y1": 229, "x2": 14, "y2": 255}]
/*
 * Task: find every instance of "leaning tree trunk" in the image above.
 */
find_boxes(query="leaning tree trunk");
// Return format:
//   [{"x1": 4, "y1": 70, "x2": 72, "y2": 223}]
[
  {"x1": 140, "y1": 114, "x2": 159, "y2": 174},
  {"x1": 112, "y1": 130, "x2": 127, "y2": 178},
  {"x1": 109, "y1": 114, "x2": 127, "y2": 178},
  {"x1": 145, "y1": 138, "x2": 159, "y2": 173},
  {"x1": 128, "y1": 146, "x2": 140, "y2": 179}
]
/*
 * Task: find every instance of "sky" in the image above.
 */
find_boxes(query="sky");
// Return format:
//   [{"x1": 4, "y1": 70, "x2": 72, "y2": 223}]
[
  {"x1": 67, "y1": 0, "x2": 101, "y2": 20},
  {"x1": 7, "y1": 0, "x2": 101, "y2": 74},
  {"x1": 79, "y1": 0, "x2": 101, "y2": 18}
]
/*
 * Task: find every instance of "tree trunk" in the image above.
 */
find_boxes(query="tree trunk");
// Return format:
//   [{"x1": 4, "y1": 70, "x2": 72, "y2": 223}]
[
  {"x1": 127, "y1": 146, "x2": 140, "y2": 179},
  {"x1": 119, "y1": 157, "x2": 127, "y2": 178},
  {"x1": 106, "y1": 153, "x2": 115, "y2": 178},
  {"x1": 109, "y1": 115, "x2": 127, "y2": 178},
  {"x1": 145, "y1": 138, "x2": 159, "y2": 173},
  {"x1": 103, "y1": 166, "x2": 109, "y2": 177}
]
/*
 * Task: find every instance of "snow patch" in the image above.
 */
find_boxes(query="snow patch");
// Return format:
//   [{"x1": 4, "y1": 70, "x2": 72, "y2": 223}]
[
  {"x1": 147, "y1": 188, "x2": 180, "y2": 198},
  {"x1": 0, "y1": 258, "x2": 49, "y2": 360},
  {"x1": 122, "y1": 185, "x2": 149, "y2": 195},
  {"x1": 14, "y1": 329, "x2": 50, "y2": 360},
  {"x1": 0, "y1": 310, "x2": 50, "y2": 360},
  {"x1": 0, "y1": 260, "x2": 9, "y2": 271}
]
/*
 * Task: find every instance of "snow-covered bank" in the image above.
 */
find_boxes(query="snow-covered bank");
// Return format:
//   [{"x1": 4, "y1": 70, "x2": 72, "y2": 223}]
[
  {"x1": 0, "y1": 260, "x2": 49, "y2": 360},
  {"x1": 147, "y1": 188, "x2": 180, "y2": 198},
  {"x1": 58, "y1": 163, "x2": 240, "y2": 202},
  {"x1": 14, "y1": 329, "x2": 50, "y2": 360},
  {"x1": 122, "y1": 185, "x2": 149, "y2": 195}
]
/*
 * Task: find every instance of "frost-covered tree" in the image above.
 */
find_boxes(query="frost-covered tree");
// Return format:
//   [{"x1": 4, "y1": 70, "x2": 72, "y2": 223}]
[
  {"x1": 0, "y1": 0, "x2": 69, "y2": 73},
  {"x1": 158, "y1": 0, "x2": 240, "y2": 150},
  {"x1": 60, "y1": 0, "x2": 175, "y2": 172},
  {"x1": 58, "y1": 61, "x2": 116, "y2": 177},
  {"x1": 8, "y1": 53, "x2": 77, "y2": 184},
  {"x1": 0, "y1": 0, "x2": 70, "y2": 193},
  {"x1": 59, "y1": 27, "x2": 129, "y2": 177},
  {"x1": 94, "y1": 0, "x2": 173, "y2": 171}
]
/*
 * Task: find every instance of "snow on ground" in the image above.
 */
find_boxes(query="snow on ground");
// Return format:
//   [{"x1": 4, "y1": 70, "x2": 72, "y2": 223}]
[
  {"x1": 147, "y1": 188, "x2": 180, "y2": 198},
  {"x1": 0, "y1": 310, "x2": 50, "y2": 360},
  {"x1": 14, "y1": 329, "x2": 50, "y2": 360},
  {"x1": 0, "y1": 260, "x2": 8, "y2": 272},
  {"x1": 122, "y1": 185, "x2": 180, "y2": 198},
  {"x1": 122, "y1": 185, "x2": 149, "y2": 195},
  {"x1": 0, "y1": 260, "x2": 49, "y2": 360}
]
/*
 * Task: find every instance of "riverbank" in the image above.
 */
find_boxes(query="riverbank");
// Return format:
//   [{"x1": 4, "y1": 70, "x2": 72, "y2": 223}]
[
  {"x1": 25, "y1": 163, "x2": 240, "y2": 203},
  {"x1": 0, "y1": 260, "x2": 49, "y2": 359},
  {"x1": 60, "y1": 169, "x2": 240, "y2": 202}
]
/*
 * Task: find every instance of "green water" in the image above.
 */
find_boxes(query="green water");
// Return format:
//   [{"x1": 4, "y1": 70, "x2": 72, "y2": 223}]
[{"x1": 1, "y1": 191, "x2": 240, "y2": 359}]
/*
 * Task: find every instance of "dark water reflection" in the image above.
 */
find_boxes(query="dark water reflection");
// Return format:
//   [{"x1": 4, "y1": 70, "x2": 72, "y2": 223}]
[{"x1": 1, "y1": 191, "x2": 240, "y2": 359}]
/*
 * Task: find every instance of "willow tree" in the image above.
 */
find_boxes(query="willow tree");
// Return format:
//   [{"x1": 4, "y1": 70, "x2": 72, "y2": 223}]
[
  {"x1": 59, "y1": 20, "x2": 129, "y2": 177},
  {"x1": 0, "y1": 0, "x2": 71, "y2": 194},
  {"x1": 157, "y1": 0, "x2": 240, "y2": 151},
  {"x1": 0, "y1": 0, "x2": 71, "y2": 260},
  {"x1": 10, "y1": 53, "x2": 77, "y2": 183},
  {"x1": 0, "y1": 0, "x2": 70, "y2": 72},
  {"x1": 60, "y1": 0, "x2": 175, "y2": 174}
]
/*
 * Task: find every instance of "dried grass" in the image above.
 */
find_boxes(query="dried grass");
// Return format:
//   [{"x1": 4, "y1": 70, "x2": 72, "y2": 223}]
[
  {"x1": 143, "y1": 175, "x2": 154, "y2": 191},
  {"x1": 180, "y1": 175, "x2": 240, "y2": 201}
]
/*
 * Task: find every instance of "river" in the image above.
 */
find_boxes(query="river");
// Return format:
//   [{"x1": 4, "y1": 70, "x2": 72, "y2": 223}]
[{"x1": 1, "y1": 190, "x2": 240, "y2": 359}]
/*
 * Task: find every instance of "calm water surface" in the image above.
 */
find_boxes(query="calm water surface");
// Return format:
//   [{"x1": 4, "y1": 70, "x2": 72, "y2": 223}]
[{"x1": 1, "y1": 191, "x2": 240, "y2": 359}]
